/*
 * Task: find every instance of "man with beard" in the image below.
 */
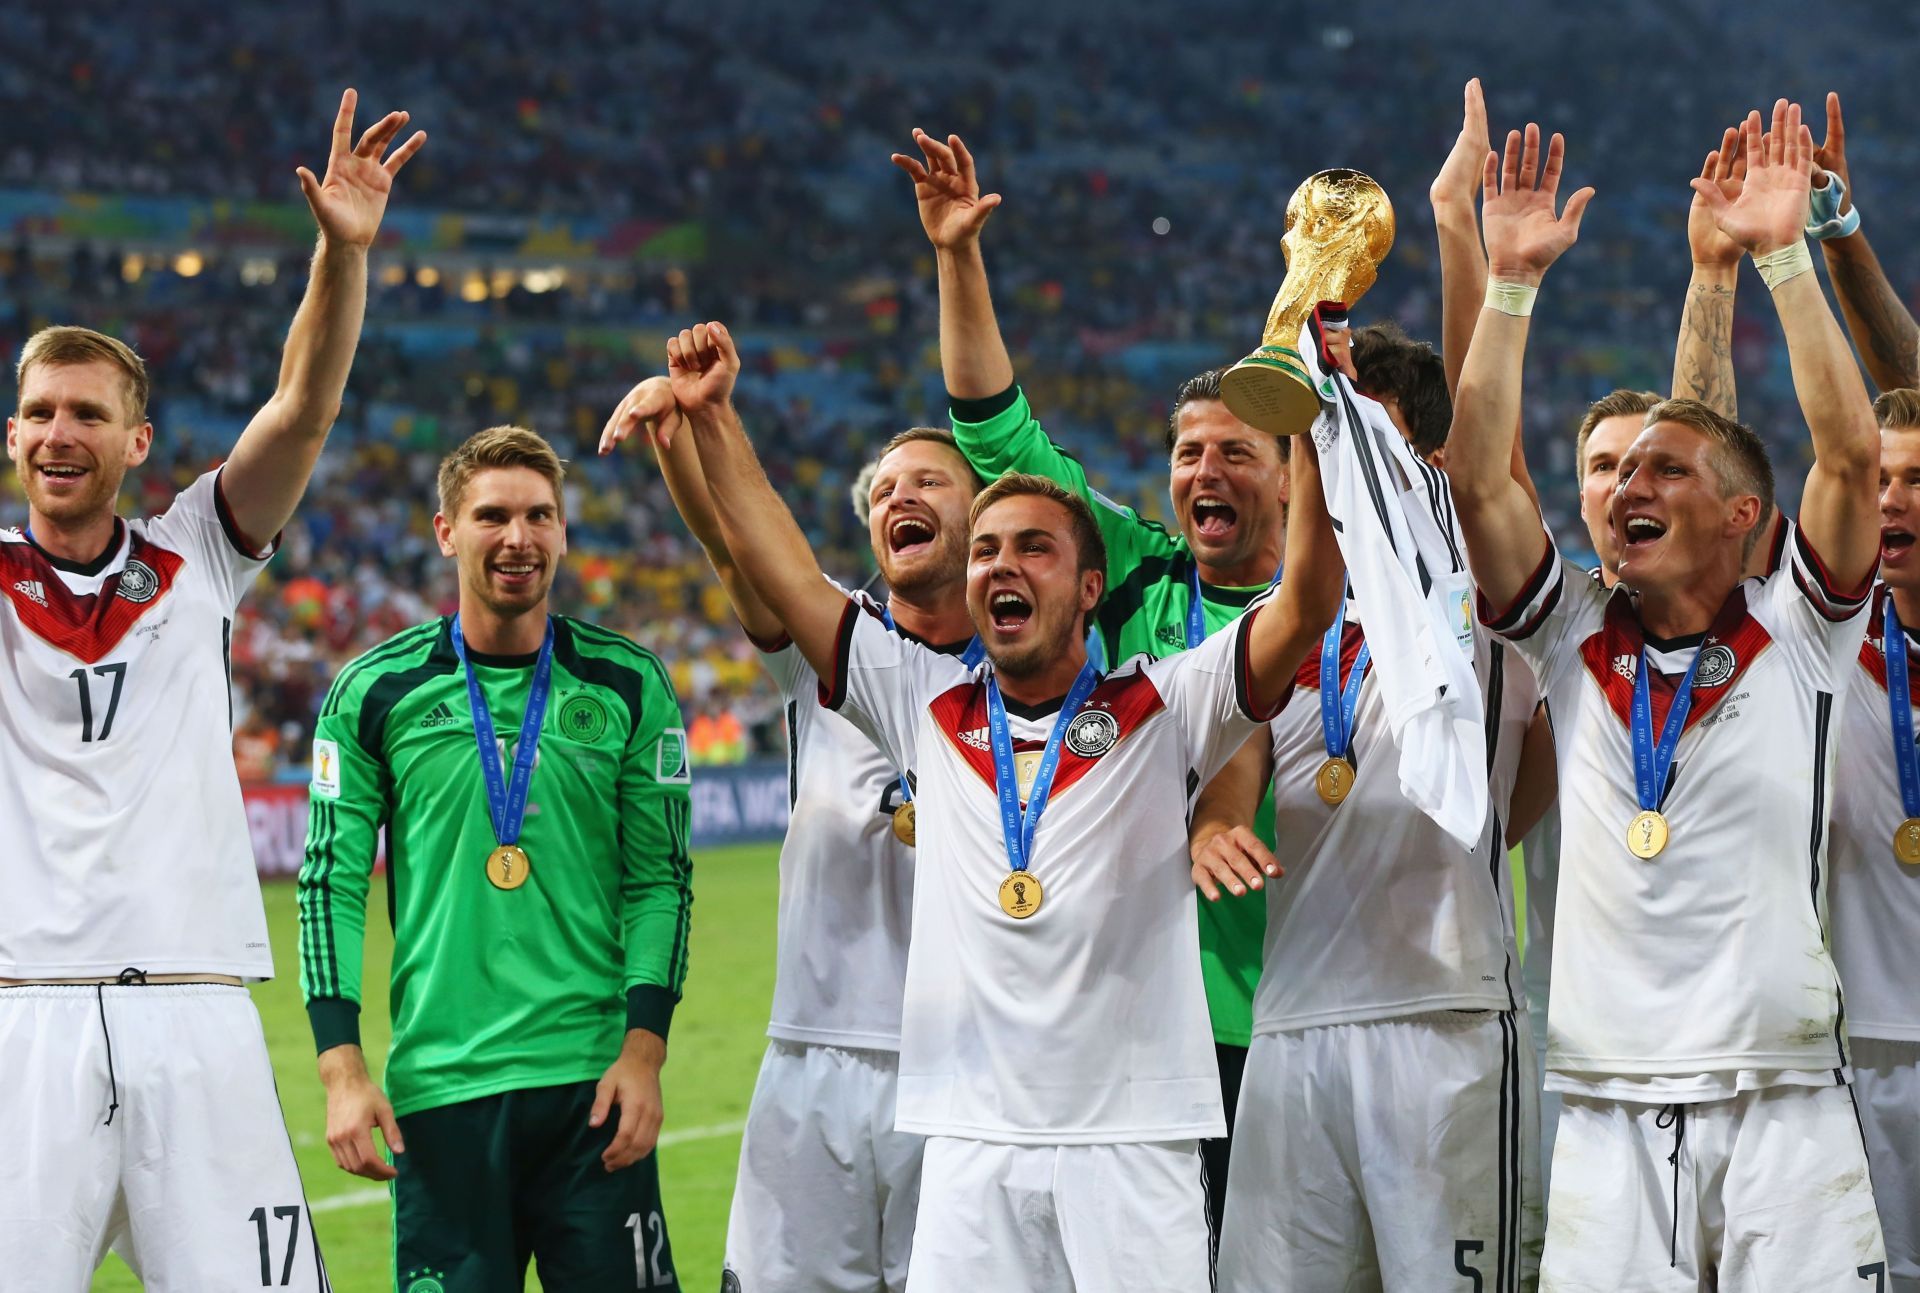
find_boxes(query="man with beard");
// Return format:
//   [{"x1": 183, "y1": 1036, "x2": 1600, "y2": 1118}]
[
  {"x1": 1455, "y1": 106, "x2": 1885, "y2": 1282},
  {"x1": 0, "y1": 89, "x2": 421, "y2": 1290},
  {"x1": 300, "y1": 426, "x2": 690, "y2": 1291},
  {"x1": 600, "y1": 356, "x2": 980, "y2": 1290},
  {"x1": 671, "y1": 317, "x2": 1343, "y2": 1292},
  {"x1": 892, "y1": 127, "x2": 1290, "y2": 1239}
]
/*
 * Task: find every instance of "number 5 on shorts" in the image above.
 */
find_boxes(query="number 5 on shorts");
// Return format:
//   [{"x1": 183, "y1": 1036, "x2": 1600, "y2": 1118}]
[{"x1": 1453, "y1": 1238, "x2": 1484, "y2": 1291}]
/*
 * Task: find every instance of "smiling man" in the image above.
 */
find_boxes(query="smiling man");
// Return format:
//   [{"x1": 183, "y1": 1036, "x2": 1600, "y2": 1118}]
[
  {"x1": 299, "y1": 426, "x2": 691, "y2": 1291},
  {"x1": 671, "y1": 318, "x2": 1343, "y2": 1292},
  {"x1": 1450, "y1": 109, "x2": 1886, "y2": 1283}
]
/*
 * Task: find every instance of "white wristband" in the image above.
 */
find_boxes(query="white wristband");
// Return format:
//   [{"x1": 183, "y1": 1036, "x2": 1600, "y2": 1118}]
[
  {"x1": 1485, "y1": 279, "x2": 1537, "y2": 317},
  {"x1": 1754, "y1": 240, "x2": 1814, "y2": 291}
]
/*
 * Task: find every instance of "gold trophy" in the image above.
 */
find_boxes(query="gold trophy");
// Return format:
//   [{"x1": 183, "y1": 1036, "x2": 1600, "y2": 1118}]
[{"x1": 1221, "y1": 169, "x2": 1396, "y2": 436}]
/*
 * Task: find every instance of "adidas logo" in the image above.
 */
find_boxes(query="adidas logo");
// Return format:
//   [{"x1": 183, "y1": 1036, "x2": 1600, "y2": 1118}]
[
  {"x1": 12, "y1": 579, "x2": 46, "y2": 607},
  {"x1": 1156, "y1": 624, "x2": 1186, "y2": 648},
  {"x1": 419, "y1": 701, "x2": 461, "y2": 730},
  {"x1": 959, "y1": 726, "x2": 990, "y2": 751}
]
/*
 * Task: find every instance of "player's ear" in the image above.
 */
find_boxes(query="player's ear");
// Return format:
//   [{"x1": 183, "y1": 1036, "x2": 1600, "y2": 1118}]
[
  {"x1": 1078, "y1": 566, "x2": 1104, "y2": 616},
  {"x1": 432, "y1": 511, "x2": 456, "y2": 557},
  {"x1": 126, "y1": 420, "x2": 154, "y2": 467},
  {"x1": 4, "y1": 416, "x2": 16, "y2": 462}
]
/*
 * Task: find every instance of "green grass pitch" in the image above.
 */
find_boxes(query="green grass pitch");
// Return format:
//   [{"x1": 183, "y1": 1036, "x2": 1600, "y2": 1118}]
[{"x1": 91, "y1": 841, "x2": 780, "y2": 1293}]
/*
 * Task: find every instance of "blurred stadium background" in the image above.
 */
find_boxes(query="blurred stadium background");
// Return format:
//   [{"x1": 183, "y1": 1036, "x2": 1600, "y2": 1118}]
[{"x1": 3, "y1": 0, "x2": 1907, "y2": 1287}]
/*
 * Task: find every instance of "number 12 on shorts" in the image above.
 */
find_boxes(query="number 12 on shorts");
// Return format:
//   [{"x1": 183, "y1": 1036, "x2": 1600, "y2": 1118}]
[
  {"x1": 249, "y1": 1205, "x2": 303, "y2": 1286},
  {"x1": 627, "y1": 1210, "x2": 675, "y2": 1288}
]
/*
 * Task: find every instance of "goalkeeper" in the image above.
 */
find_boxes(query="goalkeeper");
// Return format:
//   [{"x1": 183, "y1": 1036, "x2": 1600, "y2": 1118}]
[{"x1": 298, "y1": 426, "x2": 691, "y2": 1292}]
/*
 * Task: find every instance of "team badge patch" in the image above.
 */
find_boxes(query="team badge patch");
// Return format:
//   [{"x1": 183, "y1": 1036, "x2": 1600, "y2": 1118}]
[
  {"x1": 1694, "y1": 644, "x2": 1736, "y2": 688},
  {"x1": 117, "y1": 559, "x2": 160, "y2": 604},
  {"x1": 311, "y1": 738, "x2": 342, "y2": 799},
  {"x1": 1063, "y1": 708, "x2": 1119, "y2": 758},
  {"x1": 558, "y1": 693, "x2": 610, "y2": 743},
  {"x1": 721, "y1": 1270, "x2": 743, "y2": 1293},
  {"x1": 656, "y1": 726, "x2": 691, "y2": 783},
  {"x1": 402, "y1": 1272, "x2": 448, "y2": 1293}
]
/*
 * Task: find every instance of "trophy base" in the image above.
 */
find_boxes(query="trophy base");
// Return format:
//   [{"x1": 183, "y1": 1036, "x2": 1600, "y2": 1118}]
[{"x1": 1221, "y1": 346, "x2": 1324, "y2": 437}]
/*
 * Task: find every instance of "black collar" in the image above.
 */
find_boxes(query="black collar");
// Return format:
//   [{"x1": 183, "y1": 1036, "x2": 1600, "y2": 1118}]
[{"x1": 25, "y1": 519, "x2": 124, "y2": 576}]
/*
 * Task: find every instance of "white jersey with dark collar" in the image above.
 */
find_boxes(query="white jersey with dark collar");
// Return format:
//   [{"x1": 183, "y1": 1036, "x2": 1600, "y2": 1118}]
[
  {"x1": 1482, "y1": 524, "x2": 1868, "y2": 1099},
  {"x1": 0, "y1": 470, "x2": 274, "y2": 978},
  {"x1": 1828, "y1": 589, "x2": 1920, "y2": 1042},
  {"x1": 827, "y1": 595, "x2": 1284, "y2": 1145}
]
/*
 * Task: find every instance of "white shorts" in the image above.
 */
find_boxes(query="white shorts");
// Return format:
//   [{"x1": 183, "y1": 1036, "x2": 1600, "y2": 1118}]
[
  {"x1": 723, "y1": 1040, "x2": 923, "y2": 1292},
  {"x1": 907, "y1": 1136, "x2": 1209, "y2": 1293},
  {"x1": 1541, "y1": 1083, "x2": 1887, "y2": 1291},
  {"x1": 1218, "y1": 1010, "x2": 1541, "y2": 1292},
  {"x1": 1532, "y1": 1001, "x2": 1563, "y2": 1198},
  {"x1": 0, "y1": 982, "x2": 327, "y2": 1292},
  {"x1": 1856, "y1": 1037, "x2": 1920, "y2": 1292}
]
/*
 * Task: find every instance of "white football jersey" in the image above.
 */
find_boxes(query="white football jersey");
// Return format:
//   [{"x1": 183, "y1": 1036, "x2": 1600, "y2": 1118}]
[
  {"x1": 1827, "y1": 591, "x2": 1920, "y2": 1042},
  {"x1": 830, "y1": 596, "x2": 1280, "y2": 1145},
  {"x1": 760, "y1": 610, "x2": 964, "y2": 1051},
  {"x1": 1485, "y1": 525, "x2": 1867, "y2": 1098},
  {"x1": 1253, "y1": 614, "x2": 1534, "y2": 1033},
  {"x1": 0, "y1": 471, "x2": 273, "y2": 978}
]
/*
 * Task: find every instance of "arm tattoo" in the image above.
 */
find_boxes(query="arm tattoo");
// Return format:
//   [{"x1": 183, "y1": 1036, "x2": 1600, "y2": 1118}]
[
  {"x1": 1673, "y1": 282, "x2": 1738, "y2": 417},
  {"x1": 1829, "y1": 248, "x2": 1920, "y2": 393}
]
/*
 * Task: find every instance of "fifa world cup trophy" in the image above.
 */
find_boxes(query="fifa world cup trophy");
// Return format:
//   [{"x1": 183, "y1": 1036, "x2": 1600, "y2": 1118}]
[{"x1": 1220, "y1": 169, "x2": 1396, "y2": 436}]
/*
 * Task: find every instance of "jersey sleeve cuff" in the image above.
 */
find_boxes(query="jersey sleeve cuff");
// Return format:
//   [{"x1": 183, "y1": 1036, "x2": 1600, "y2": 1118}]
[
  {"x1": 1234, "y1": 603, "x2": 1293, "y2": 722},
  {"x1": 307, "y1": 997, "x2": 362, "y2": 1054},
  {"x1": 818, "y1": 598, "x2": 862, "y2": 710},
  {"x1": 212, "y1": 467, "x2": 280, "y2": 561},
  {"x1": 948, "y1": 384, "x2": 1022, "y2": 427},
  {"x1": 626, "y1": 984, "x2": 679, "y2": 1040}
]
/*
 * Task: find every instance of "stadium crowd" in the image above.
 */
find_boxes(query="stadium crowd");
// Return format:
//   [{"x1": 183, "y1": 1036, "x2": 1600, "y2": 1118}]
[{"x1": 4, "y1": 0, "x2": 1918, "y2": 776}]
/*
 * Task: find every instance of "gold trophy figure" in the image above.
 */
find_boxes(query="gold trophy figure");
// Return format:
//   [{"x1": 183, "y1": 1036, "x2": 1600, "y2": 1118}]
[{"x1": 1221, "y1": 169, "x2": 1396, "y2": 437}]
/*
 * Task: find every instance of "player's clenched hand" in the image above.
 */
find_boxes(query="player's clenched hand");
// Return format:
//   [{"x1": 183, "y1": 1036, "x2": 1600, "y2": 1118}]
[
  {"x1": 296, "y1": 88, "x2": 427, "y2": 249},
  {"x1": 666, "y1": 321, "x2": 741, "y2": 419},
  {"x1": 599, "y1": 376, "x2": 682, "y2": 455},
  {"x1": 592, "y1": 1030, "x2": 667, "y2": 1172},
  {"x1": 1190, "y1": 823, "x2": 1282, "y2": 902},
  {"x1": 1480, "y1": 122, "x2": 1595, "y2": 286},
  {"x1": 1690, "y1": 101, "x2": 1812, "y2": 258},
  {"x1": 891, "y1": 129, "x2": 1002, "y2": 251},
  {"x1": 317, "y1": 1045, "x2": 405, "y2": 1181}
]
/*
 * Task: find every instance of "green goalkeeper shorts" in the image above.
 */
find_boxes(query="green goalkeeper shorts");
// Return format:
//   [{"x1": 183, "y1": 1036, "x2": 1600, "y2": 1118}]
[{"x1": 391, "y1": 1079, "x2": 679, "y2": 1292}]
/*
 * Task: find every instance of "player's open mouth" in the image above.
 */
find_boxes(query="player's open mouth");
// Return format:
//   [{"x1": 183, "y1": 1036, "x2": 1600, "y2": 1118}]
[
  {"x1": 989, "y1": 589, "x2": 1033, "y2": 633},
  {"x1": 1192, "y1": 497, "x2": 1238, "y2": 543},
  {"x1": 36, "y1": 463, "x2": 88, "y2": 488},
  {"x1": 889, "y1": 515, "x2": 935, "y2": 556},
  {"x1": 492, "y1": 562, "x2": 540, "y2": 587},
  {"x1": 1883, "y1": 527, "x2": 1915, "y2": 562},
  {"x1": 1622, "y1": 515, "x2": 1667, "y2": 549}
]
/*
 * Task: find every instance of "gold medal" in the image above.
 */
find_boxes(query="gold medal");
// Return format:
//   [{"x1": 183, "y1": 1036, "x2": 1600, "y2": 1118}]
[
  {"x1": 487, "y1": 843, "x2": 532, "y2": 890},
  {"x1": 1625, "y1": 810, "x2": 1668, "y2": 860},
  {"x1": 1314, "y1": 756, "x2": 1356, "y2": 806},
  {"x1": 1895, "y1": 818, "x2": 1920, "y2": 866},
  {"x1": 998, "y1": 871, "x2": 1044, "y2": 919},
  {"x1": 1013, "y1": 750, "x2": 1044, "y2": 801},
  {"x1": 892, "y1": 802, "x2": 917, "y2": 847}
]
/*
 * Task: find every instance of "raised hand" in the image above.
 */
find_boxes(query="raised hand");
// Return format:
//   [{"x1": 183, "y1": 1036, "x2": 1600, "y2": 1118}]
[
  {"x1": 666, "y1": 321, "x2": 742, "y2": 419},
  {"x1": 1480, "y1": 123, "x2": 1595, "y2": 284},
  {"x1": 1690, "y1": 101, "x2": 1811, "y2": 257},
  {"x1": 599, "y1": 376, "x2": 682, "y2": 456},
  {"x1": 891, "y1": 129, "x2": 1003, "y2": 251},
  {"x1": 1687, "y1": 126, "x2": 1748, "y2": 268},
  {"x1": 1812, "y1": 91, "x2": 1851, "y2": 214},
  {"x1": 1430, "y1": 78, "x2": 1491, "y2": 214},
  {"x1": 296, "y1": 88, "x2": 427, "y2": 248}
]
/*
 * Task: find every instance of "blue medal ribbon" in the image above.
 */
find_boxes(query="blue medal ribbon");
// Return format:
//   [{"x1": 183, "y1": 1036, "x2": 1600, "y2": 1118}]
[
  {"x1": 1883, "y1": 594, "x2": 1920, "y2": 819},
  {"x1": 1631, "y1": 636, "x2": 1706, "y2": 814},
  {"x1": 451, "y1": 614, "x2": 554, "y2": 848},
  {"x1": 1318, "y1": 601, "x2": 1372, "y2": 762},
  {"x1": 985, "y1": 662, "x2": 1100, "y2": 874},
  {"x1": 1186, "y1": 558, "x2": 1283, "y2": 650},
  {"x1": 883, "y1": 604, "x2": 985, "y2": 805}
]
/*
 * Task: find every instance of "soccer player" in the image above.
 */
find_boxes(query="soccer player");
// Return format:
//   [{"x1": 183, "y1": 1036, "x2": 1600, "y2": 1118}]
[
  {"x1": 0, "y1": 90, "x2": 420, "y2": 1290},
  {"x1": 671, "y1": 317, "x2": 1343, "y2": 1291},
  {"x1": 1189, "y1": 324, "x2": 1545, "y2": 1290},
  {"x1": 892, "y1": 127, "x2": 1289, "y2": 1238},
  {"x1": 1452, "y1": 106, "x2": 1887, "y2": 1282},
  {"x1": 299, "y1": 427, "x2": 691, "y2": 1291},
  {"x1": 1829, "y1": 389, "x2": 1920, "y2": 1291},
  {"x1": 600, "y1": 366, "x2": 980, "y2": 1291}
]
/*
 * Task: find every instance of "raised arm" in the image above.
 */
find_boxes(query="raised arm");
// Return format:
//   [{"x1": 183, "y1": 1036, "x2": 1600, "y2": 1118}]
[
  {"x1": 1244, "y1": 437, "x2": 1342, "y2": 712},
  {"x1": 1811, "y1": 92, "x2": 1920, "y2": 393},
  {"x1": 893, "y1": 129, "x2": 1011, "y2": 400},
  {"x1": 673, "y1": 322, "x2": 854, "y2": 681},
  {"x1": 598, "y1": 376, "x2": 783, "y2": 644},
  {"x1": 1692, "y1": 101, "x2": 1879, "y2": 587},
  {"x1": 1450, "y1": 125, "x2": 1594, "y2": 607},
  {"x1": 220, "y1": 89, "x2": 426, "y2": 549},
  {"x1": 1431, "y1": 79, "x2": 1492, "y2": 401},
  {"x1": 1672, "y1": 127, "x2": 1744, "y2": 416}
]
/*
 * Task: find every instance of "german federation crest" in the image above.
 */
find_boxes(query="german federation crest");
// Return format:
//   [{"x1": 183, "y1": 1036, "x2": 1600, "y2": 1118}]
[
  {"x1": 558, "y1": 693, "x2": 610, "y2": 743},
  {"x1": 1063, "y1": 708, "x2": 1119, "y2": 758},
  {"x1": 1694, "y1": 644, "x2": 1736, "y2": 688},
  {"x1": 117, "y1": 558, "x2": 160, "y2": 604}
]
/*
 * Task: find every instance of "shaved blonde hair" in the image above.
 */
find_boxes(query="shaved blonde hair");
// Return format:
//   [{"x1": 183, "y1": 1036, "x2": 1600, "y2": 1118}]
[{"x1": 16, "y1": 326, "x2": 150, "y2": 424}]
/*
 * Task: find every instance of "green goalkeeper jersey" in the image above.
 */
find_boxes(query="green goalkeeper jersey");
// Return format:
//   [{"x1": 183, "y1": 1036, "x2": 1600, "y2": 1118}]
[
  {"x1": 299, "y1": 615, "x2": 693, "y2": 1118},
  {"x1": 952, "y1": 385, "x2": 1273, "y2": 1048}
]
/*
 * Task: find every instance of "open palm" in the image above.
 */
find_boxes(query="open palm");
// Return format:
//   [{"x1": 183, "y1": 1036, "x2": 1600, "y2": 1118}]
[
  {"x1": 297, "y1": 89, "x2": 427, "y2": 248},
  {"x1": 891, "y1": 130, "x2": 1002, "y2": 251},
  {"x1": 1480, "y1": 124, "x2": 1594, "y2": 281},
  {"x1": 1686, "y1": 127, "x2": 1747, "y2": 267},
  {"x1": 1691, "y1": 102, "x2": 1810, "y2": 256}
]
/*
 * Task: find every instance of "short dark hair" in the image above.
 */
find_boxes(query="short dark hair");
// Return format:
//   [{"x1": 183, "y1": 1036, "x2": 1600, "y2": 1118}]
[
  {"x1": 1166, "y1": 367, "x2": 1291, "y2": 460},
  {"x1": 877, "y1": 426, "x2": 984, "y2": 491},
  {"x1": 968, "y1": 472, "x2": 1108, "y2": 611},
  {"x1": 1576, "y1": 389, "x2": 1662, "y2": 475},
  {"x1": 1350, "y1": 321, "x2": 1450, "y2": 456},
  {"x1": 1874, "y1": 388, "x2": 1920, "y2": 431}
]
